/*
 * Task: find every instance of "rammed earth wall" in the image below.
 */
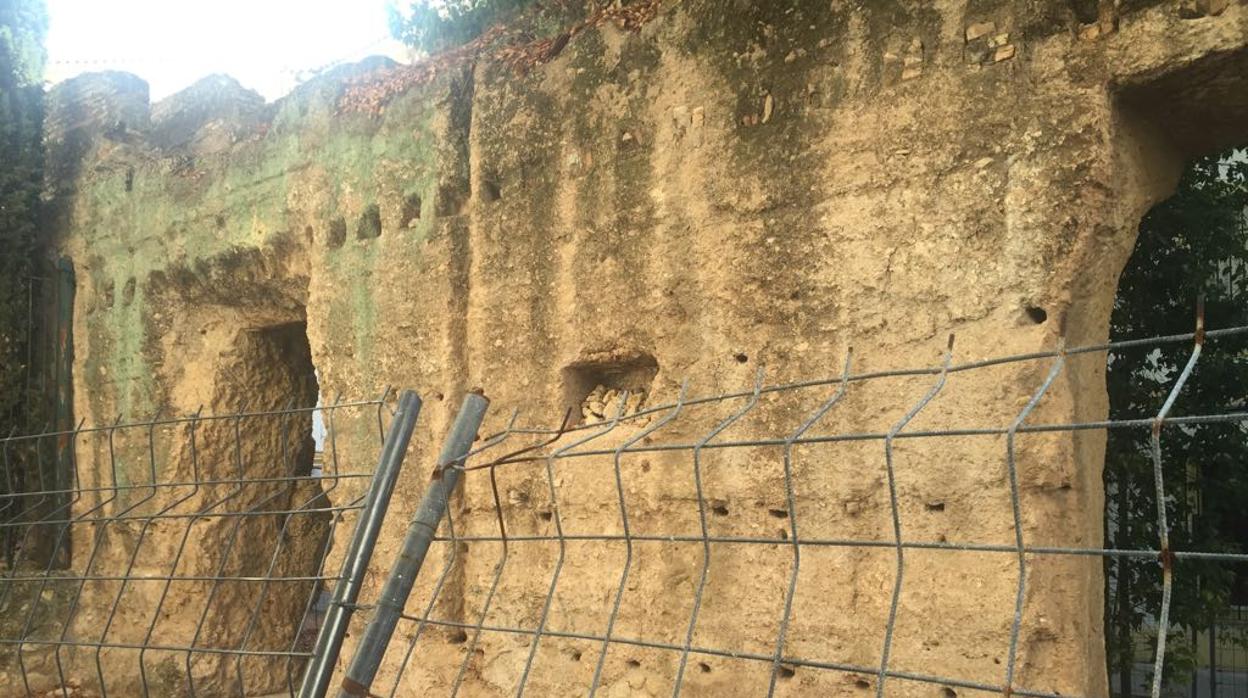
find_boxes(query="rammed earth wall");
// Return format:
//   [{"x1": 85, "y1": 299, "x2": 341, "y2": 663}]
[{"x1": 37, "y1": 1, "x2": 1248, "y2": 694}]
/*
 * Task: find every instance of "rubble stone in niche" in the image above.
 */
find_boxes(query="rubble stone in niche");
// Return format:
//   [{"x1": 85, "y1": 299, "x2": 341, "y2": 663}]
[
  {"x1": 902, "y1": 38, "x2": 924, "y2": 81},
  {"x1": 562, "y1": 351, "x2": 658, "y2": 426},
  {"x1": 580, "y1": 383, "x2": 647, "y2": 423},
  {"x1": 965, "y1": 23, "x2": 1016, "y2": 66},
  {"x1": 965, "y1": 21, "x2": 996, "y2": 42}
]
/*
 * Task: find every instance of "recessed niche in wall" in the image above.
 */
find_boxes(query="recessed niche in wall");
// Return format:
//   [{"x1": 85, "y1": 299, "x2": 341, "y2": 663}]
[
  {"x1": 326, "y1": 216, "x2": 347, "y2": 249},
  {"x1": 221, "y1": 320, "x2": 330, "y2": 655},
  {"x1": 402, "y1": 193, "x2": 422, "y2": 227},
  {"x1": 435, "y1": 181, "x2": 469, "y2": 218},
  {"x1": 561, "y1": 350, "x2": 659, "y2": 425},
  {"x1": 357, "y1": 203, "x2": 382, "y2": 240},
  {"x1": 122, "y1": 277, "x2": 136, "y2": 306},
  {"x1": 480, "y1": 170, "x2": 502, "y2": 203}
]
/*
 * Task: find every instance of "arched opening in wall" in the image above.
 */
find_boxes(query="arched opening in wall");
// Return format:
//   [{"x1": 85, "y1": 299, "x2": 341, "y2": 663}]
[
  {"x1": 137, "y1": 297, "x2": 331, "y2": 694},
  {"x1": 208, "y1": 319, "x2": 332, "y2": 677},
  {"x1": 218, "y1": 320, "x2": 320, "y2": 475},
  {"x1": 303, "y1": 365, "x2": 333, "y2": 649},
  {"x1": 1104, "y1": 145, "x2": 1248, "y2": 698},
  {"x1": 235, "y1": 321, "x2": 333, "y2": 656},
  {"x1": 1104, "y1": 49, "x2": 1248, "y2": 695},
  {"x1": 56, "y1": 238, "x2": 340, "y2": 694}
]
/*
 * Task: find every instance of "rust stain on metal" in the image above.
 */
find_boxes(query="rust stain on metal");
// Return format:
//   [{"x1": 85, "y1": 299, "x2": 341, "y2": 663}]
[
  {"x1": 340, "y1": 676, "x2": 376, "y2": 696},
  {"x1": 1195, "y1": 297, "x2": 1206, "y2": 346},
  {"x1": 1158, "y1": 547, "x2": 1177, "y2": 572}
]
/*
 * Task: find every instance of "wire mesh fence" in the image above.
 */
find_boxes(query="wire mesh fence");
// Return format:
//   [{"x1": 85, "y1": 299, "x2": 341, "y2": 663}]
[
  {"x1": 3, "y1": 319, "x2": 1246, "y2": 697},
  {"x1": 338, "y1": 318, "x2": 1248, "y2": 698},
  {"x1": 0, "y1": 388, "x2": 421, "y2": 698}
]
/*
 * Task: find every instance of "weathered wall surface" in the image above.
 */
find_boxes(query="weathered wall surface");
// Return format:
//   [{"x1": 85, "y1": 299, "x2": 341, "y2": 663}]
[{"x1": 39, "y1": 0, "x2": 1248, "y2": 695}]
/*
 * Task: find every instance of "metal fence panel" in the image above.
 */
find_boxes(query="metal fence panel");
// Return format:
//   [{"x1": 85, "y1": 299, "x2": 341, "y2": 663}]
[
  {"x1": 367, "y1": 320, "x2": 1248, "y2": 698},
  {"x1": 0, "y1": 388, "x2": 421, "y2": 698}
]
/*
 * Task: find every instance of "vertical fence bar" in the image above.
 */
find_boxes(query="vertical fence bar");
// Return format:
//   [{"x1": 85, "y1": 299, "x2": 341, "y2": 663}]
[
  {"x1": 298, "y1": 390, "x2": 423, "y2": 698},
  {"x1": 590, "y1": 385, "x2": 688, "y2": 696},
  {"x1": 516, "y1": 395, "x2": 629, "y2": 697},
  {"x1": 876, "y1": 335, "x2": 954, "y2": 697},
  {"x1": 1150, "y1": 304, "x2": 1203, "y2": 698},
  {"x1": 387, "y1": 410, "x2": 522, "y2": 698},
  {"x1": 767, "y1": 351, "x2": 852, "y2": 697},
  {"x1": 337, "y1": 392, "x2": 490, "y2": 698},
  {"x1": 1208, "y1": 617, "x2": 1217, "y2": 698},
  {"x1": 450, "y1": 410, "x2": 557, "y2": 695},
  {"x1": 1003, "y1": 344, "x2": 1066, "y2": 693},
  {"x1": 673, "y1": 370, "x2": 765, "y2": 696}
]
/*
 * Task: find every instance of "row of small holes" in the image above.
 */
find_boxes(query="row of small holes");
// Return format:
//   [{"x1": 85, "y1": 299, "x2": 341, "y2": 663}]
[{"x1": 533, "y1": 504, "x2": 949, "y2": 520}]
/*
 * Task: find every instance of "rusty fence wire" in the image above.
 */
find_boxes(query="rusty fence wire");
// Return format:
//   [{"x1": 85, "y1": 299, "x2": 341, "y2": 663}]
[
  {"x1": 340, "y1": 318, "x2": 1248, "y2": 698},
  {"x1": 0, "y1": 388, "x2": 423, "y2": 698}
]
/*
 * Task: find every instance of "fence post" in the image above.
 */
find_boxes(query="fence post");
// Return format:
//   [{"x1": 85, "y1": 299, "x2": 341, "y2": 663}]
[
  {"x1": 338, "y1": 392, "x2": 490, "y2": 698},
  {"x1": 298, "y1": 390, "x2": 423, "y2": 698}
]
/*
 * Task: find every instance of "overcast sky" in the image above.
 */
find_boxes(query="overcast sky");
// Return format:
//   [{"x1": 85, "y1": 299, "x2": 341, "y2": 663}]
[{"x1": 44, "y1": 0, "x2": 408, "y2": 102}]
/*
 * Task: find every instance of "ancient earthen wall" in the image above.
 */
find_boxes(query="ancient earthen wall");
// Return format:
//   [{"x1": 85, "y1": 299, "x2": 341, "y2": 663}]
[{"x1": 40, "y1": 1, "x2": 1248, "y2": 695}]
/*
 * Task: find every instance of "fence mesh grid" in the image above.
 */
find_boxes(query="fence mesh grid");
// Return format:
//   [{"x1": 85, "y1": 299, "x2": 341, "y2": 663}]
[
  {"x1": 370, "y1": 319, "x2": 1248, "y2": 698},
  {"x1": 0, "y1": 391, "x2": 399, "y2": 698},
  {"x1": 2, "y1": 323, "x2": 1246, "y2": 697}
]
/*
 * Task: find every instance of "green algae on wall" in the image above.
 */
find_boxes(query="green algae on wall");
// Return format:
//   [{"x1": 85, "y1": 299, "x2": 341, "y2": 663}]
[{"x1": 63, "y1": 68, "x2": 447, "y2": 432}]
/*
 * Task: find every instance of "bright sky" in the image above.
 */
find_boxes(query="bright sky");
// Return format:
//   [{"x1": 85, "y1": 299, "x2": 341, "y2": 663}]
[{"x1": 45, "y1": 0, "x2": 410, "y2": 102}]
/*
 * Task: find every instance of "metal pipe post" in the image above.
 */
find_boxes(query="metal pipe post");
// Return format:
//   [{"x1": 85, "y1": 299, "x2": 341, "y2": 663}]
[
  {"x1": 298, "y1": 390, "x2": 422, "y2": 698},
  {"x1": 338, "y1": 392, "x2": 490, "y2": 698}
]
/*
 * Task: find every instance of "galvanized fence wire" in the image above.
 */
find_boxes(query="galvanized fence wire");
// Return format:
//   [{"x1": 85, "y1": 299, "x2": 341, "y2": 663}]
[
  {"x1": 0, "y1": 388, "x2": 413, "y2": 698},
  {"x1": 362, "y1": 319, "x2": 1248, "y2": 698}
]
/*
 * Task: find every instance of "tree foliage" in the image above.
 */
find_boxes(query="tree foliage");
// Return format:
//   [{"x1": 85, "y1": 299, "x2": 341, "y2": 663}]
[
  {"x1": 1105, "y1": 151, "x2": 1248, "y2": 692},
  {"x1": 387, "y1": 0, "x2": 540, "y2": 55},
  {"x1": 0, "y1": 0, "x2": 46, "y2": 433}
]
